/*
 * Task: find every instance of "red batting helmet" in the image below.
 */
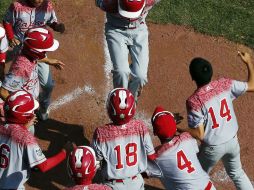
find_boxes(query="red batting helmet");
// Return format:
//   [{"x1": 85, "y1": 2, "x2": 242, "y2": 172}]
[
  {"x1": 151, "y1": 106, "x2": 177, "y2": 140},
  {"x1": 106, "y1": 88, "x2": 136, "y2": 125},
  {"x1": 23, "y1": 27, "x2": 59, "y2": 60},
  {"x1": 4, "y1": 90, "x2": 39, "y2": 124},
  {"x1": 118, "y1": 0, "x2": 145, "y2": 19},
  {"x1": 68, "y1": 146, "x2": 98, "y2": 185}
]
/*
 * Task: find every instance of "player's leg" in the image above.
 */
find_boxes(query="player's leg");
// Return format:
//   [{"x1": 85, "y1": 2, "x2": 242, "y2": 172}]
[
  {"x1": 222, "y1": 136, "x2": 254, "y2": 190},
  {"x1": 37, "y1": 61, "x2": 54, "y2": 120},
  {"x1": 198, "y1": 144, "x2": 224, "y2": 174},
  {"x1": 128, "y1": 24, "x2": 149, "y2": 100},
  {"x1": 105, "y1": 24, "x2": 130, "y2": 89}
]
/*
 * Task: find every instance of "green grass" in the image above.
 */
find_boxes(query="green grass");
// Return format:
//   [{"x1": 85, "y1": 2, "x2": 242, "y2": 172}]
[
  {"x1": 0, "y1": 0, "x2": 11, "y2": 20},
  {"x1": 148, "y1": 0, "x2": 254, "y2": 48}
]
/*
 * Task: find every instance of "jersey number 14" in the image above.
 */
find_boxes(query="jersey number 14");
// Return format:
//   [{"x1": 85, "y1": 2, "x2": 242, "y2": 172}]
[{"x1": 208, "y1": 98, "x2": 232, "y2": 129}]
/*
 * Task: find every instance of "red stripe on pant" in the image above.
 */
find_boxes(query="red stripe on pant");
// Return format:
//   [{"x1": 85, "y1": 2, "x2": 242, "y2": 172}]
[{"x1": 205, "y1": 181, "x2": 213, "y2": 190}]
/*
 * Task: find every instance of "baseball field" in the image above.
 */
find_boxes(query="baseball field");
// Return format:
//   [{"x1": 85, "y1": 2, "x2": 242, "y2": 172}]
[{"x1": 0, "y1": 0, "x2": 254, "y2": 189}]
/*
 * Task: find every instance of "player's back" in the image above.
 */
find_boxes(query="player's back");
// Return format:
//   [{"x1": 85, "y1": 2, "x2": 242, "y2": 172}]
[
  {"x1": 0, "y1": 123, "x2": 37, "y2": 189},
  {"x1": 155, "y1": 132, "x2": 212, "y2": 190},
  {"x1": 92, "y1": 119, "x2": 155, "y2": 180},
  {"x1": 187, "y1": 78, "x2": 247, "y2": 145}
]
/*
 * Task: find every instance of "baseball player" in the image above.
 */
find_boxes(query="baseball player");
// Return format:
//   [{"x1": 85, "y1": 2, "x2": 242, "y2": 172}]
[
  {"x1": 0, "y1": 90, "x2": 74, "y2": 189},
  {"x1": 92, "y1": 88, "x2": 156, "y2": 190},
  {"x1": 65, "y1": 146, "x2": 112, "y2": 190},
  {"x1": 178, "y1": 52, "x2": 254, "y2": 190},
  {"x1": 151, "y1": 106, "x2": 216, "y2": 190},
  {"x1": 0, "y1": 25, "x2": 8, "y2": 82},
  {"x1": 3, "y1": 0, "x2": 65, "y2": 120},
  {"x1": 95, "y1": 0, "x2": 161, "y2": 101},
  {"x1": 0, "y1": 27, "x2": 63, "y2": 134}
]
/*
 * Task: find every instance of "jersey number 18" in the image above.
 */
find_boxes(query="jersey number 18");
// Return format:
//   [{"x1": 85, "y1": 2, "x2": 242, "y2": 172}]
[{"x1": 114, "y1": 143, "x2": 138, "y2": 169}]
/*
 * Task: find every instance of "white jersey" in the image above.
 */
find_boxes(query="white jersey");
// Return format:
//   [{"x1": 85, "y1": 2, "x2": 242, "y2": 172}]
[
  {"x1": 187, "y1": 78, "x2": 247, "y2": 145},
  {"x1": 2, "y1": 54, "x2": 39, "y2": 99},
  {"x1": 4, "y1": 0, "x2": 57, "y2": 42},
  {"x1": 0, "y1": 30, "x2": 8, "y2": 54},
  {"x1": 155, "y1": 132, "x2": 214, "y2": 190},
  {"x1": 64, "y1": 184, "x2": 112, "y2": 190},
  {"x1": 0, "y1": 123, "x2": 46, "y2": 189},
  {"x1": 92, "y1": 120, "x2": 155, "y2": 180}
]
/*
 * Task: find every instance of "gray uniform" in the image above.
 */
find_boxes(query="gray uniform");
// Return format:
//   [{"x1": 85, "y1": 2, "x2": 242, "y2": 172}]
[
  {"x1": 4, "y1": 0, "x2": 58, "y2": 111},
  {"x1": 187, "y1": 78, "x2": 253, "y2": 190},
  {"x1": 64, "y1": 184, "x2": 112, "y2": 190},
  {"x1": 96, "y1": 0, "x2": 161, "y2": 99},
  {"x1": 155, "y1": 132, "x2": 215, "y2": 190},
  {"x1": 0, "y1": 30, "x2": 8, "y2": 55},
  {"x1": 92, "y1": 120, "x2": 155, "y2": 190},
  {"x1": 0, "y1": 123, "x2": 46, "y2": 189}
]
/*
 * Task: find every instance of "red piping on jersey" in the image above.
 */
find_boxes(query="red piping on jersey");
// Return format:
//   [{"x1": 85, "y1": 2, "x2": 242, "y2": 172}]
[
  {"x1": 37, "y1": 150, "x2": 66, "y2": 172},
  {"x1": 3, "y1": 22, "x2": 14, "y2": 40},
  {"x1": 205, "y1": 181, "x2": 213, "y2": 190},
  {"x1": 187, "y1": 78, "x2": 233, "y2": 112},
  {"x1": 155, "y1": 132, "x2": 193, "y2": 156},
  {"x1": 147, "y1": 153, "x2": 157, "y2": 161}
]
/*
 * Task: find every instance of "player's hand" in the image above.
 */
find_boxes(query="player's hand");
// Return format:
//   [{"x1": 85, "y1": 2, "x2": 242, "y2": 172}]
[
  {"x1": 238, "y1": 51, "x2": 252, "y2": 65},
  {"x1": 63, "y1": 141, "x2": 76, "y2": 155},
  {"x1": 9, "y1": 38, "x2": 20, "y2": 48},
  {"x1": 0, "y1": 98, "x2": 5, "y2": 123},
  {"x1": 45, "y1": 58, "x2": 65, "y2": 70},
  {"x1": 173, "y1": 112, "x2": 184, "y2": 125},
  {"x1": 24, "y1": 115, "x2": 38, "y2": 128},
  {"x1": 54, "y1": 23, "x2": 65, "y2": 33}
]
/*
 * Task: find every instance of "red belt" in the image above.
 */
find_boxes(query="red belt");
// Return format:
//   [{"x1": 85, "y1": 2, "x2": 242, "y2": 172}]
[
  {"x1": 110, "y1": 175, "x2": 137, "y2": 183},
  {"x1": 205, "y1": 181, "x2": 213, "y2": 190}
]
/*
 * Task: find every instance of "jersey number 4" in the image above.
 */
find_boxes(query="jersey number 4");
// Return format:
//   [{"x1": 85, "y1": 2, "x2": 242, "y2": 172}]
[
  {"x1": 0, "y1": 144, "x2": 10, "y2": 169},
  {"x1": 177, "y1": 150, "x2": 195, "y2": 173},
  {"x1": 114, "y1": 143, "x2": 137, "y2": 169},
  {"x1": 208, "y1": 98, "x2": 232, "y2": 129}
]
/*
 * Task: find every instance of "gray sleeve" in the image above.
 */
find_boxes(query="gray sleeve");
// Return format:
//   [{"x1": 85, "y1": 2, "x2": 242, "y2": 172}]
[
  {"x1": 144, "y1": 131, "x2": 155, "y2": 155},
  {"x1": 46, "y1": 10, "x2": 58, "y2": 25},
  {"x1": 231, "y1": 80, "x2": 248, "y2": 99},
  {"x1": 26, "y1": 144, "x2": 46, "y2": 168},
  {"x1": 2, "y1": 72, "x2": 25, "y2": 92},
  {"x1": 91, "y1": 132, "x2": 104, "y2": 161},
  {"x1": 187, "y1": 109, "x2": 204, "y2": 129}
]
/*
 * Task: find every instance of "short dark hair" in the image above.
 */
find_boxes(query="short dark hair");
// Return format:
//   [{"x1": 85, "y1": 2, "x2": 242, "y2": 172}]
[{"x1": 189, "y1": 57, "x2": 213, "y2": 86}]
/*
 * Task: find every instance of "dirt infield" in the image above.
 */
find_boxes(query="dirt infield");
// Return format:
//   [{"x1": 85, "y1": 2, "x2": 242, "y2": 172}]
[{"x1": 24, "y1": 1, "x2": 253, "y2": 189}]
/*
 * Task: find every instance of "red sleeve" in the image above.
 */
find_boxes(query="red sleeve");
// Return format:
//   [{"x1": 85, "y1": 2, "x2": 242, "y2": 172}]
[
  {"x1": 37, "y1": 150, "x2": 66, "y2": 173},
  {"x1": 3, "y1": 22, "x2": 14, "y2": 41},
  {"x1": 0, "y1": 53, "x2": 6, "y2": 64}
]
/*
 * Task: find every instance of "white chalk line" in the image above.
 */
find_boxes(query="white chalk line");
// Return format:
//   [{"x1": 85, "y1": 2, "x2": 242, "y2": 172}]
[{"x1": 48, "y1": 84, "x2": 95, "y2": 112}]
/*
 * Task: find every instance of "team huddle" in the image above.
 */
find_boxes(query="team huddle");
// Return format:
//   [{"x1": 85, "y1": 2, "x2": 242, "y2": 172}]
[{"x1": 0, "y1": 0, "x2": 253, "y2": 190}]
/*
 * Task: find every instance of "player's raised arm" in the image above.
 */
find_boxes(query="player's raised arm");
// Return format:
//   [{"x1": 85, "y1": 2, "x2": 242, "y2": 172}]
[{"x1": 238, "y1": 51, "x2": 254, "y2": 92}]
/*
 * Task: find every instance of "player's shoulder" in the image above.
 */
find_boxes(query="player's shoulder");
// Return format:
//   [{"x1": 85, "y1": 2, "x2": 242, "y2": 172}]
[
  {"x1": 155, "y1": 132, "x2": 193, "y2": 156},
  {"x1": 93, "y1": 120, "x2": 149, "y2": 142},
  {"x1": 0, "y1": 123, "x2": 37, "y2": 145},
  {"x1": 12, "y1": 0, "x2": 28, "y2": 10}
]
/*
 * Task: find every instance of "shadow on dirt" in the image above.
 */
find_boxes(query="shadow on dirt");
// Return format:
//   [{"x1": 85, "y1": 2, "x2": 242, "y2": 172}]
[{"x1": 27, "y1": 119, "x2": 90, "y2": 189}]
